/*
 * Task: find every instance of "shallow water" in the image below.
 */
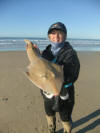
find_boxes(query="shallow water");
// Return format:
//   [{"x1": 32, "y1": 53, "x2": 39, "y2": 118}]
[{"x1": 0, "y1": 37, "x2": 100, "y2": 51}]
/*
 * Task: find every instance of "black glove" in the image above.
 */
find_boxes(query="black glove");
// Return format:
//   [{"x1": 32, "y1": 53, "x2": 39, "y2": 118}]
[{"x1": 52, "y1": 96, "x2": 59, "y2": 112}]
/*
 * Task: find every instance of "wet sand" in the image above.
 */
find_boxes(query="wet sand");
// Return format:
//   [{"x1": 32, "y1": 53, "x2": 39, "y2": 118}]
[{"x1": 0, "y1": 51, "x2": 100, "y2": 133}]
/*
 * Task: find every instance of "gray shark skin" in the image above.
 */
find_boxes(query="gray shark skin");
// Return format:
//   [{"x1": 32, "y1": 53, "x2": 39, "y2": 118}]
[{"x1": 24, "y1": 40, "x2": 63, "y2": 95}]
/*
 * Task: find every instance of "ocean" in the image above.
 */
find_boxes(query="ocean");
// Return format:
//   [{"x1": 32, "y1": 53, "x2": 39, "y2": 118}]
[{"x1": 0, "y1": 37, "x2": 100, "y2": 52}]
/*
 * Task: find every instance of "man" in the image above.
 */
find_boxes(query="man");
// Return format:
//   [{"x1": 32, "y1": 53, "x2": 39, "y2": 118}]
[{"x1": 41, "y1": 22, "x2": 80, "y2": 133}]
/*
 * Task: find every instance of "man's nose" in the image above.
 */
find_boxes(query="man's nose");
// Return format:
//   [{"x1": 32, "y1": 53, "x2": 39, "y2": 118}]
[{"x1": 55, "y1": 33, "x2": 59, "y2": 38}]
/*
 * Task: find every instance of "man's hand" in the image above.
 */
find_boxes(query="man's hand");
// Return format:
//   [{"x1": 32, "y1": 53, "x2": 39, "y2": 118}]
[{"x1": 24, "y1": 39, "x2": 38, "y2": 50}]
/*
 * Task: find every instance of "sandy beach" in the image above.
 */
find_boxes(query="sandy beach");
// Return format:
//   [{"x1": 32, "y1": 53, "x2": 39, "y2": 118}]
[{"x1": 0, "y1": 51, "x2": 100, "y2": 133}]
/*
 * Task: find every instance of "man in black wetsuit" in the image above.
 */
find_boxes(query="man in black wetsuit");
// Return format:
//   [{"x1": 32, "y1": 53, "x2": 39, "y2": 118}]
[{"x1": 41, "y1": 22, "x2": 80, "y2": 133}]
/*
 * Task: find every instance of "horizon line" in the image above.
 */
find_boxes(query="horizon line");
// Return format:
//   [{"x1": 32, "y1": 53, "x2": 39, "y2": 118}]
[{"x1": 0, "y1": 36, "x2": 100, "y2": 40}]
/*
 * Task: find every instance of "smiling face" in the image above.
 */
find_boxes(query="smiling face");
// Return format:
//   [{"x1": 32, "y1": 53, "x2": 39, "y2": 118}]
[{"x1": 48, "y1": 29, "x2": 66, "y2": 43}]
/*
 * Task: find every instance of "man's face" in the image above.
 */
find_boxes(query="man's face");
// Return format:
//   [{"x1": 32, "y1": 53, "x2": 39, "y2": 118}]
[{"x1": 48, "y1": 29, "x2": 66, "y2": 43}]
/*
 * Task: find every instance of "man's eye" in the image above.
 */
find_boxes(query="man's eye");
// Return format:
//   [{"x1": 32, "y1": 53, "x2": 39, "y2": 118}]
[{"x1": 52, "y1": 32, "x2": 56, "y2": 34}]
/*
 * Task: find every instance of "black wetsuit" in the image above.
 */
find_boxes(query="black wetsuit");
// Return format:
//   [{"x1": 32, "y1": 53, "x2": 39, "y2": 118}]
[{"x1": 41, "y1": 41, "x2": 80, "y2": 122}]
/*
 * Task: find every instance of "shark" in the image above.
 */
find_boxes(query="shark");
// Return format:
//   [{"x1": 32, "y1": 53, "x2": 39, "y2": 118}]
[{"x1": 24, "y1": 40, "x2": 64, "y2": 95}]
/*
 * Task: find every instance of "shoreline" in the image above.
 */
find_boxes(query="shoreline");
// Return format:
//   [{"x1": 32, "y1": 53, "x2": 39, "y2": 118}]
[{"x1": 0, "y1": 49, "x2": 100, "y2": 52}]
